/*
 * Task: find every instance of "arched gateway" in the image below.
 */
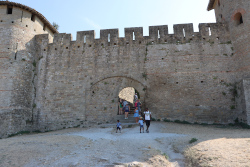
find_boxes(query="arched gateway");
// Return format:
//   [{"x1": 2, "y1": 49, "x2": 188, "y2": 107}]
[{"x1": 85, "y1": 76, "x2": 146, "y2": 124}]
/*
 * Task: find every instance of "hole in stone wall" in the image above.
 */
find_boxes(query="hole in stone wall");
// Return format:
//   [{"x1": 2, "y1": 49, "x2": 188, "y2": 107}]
[
  {"x1": 133, "y1": 31, "x2": 135, "y2": 41},
  {"x1": 208, "y1": 27, "x2": 211, "y2": 36},
  {"x1": 126, "y1": 42, "x2": 129, "y2": 45},
  {"x1": 31, "y1": 14, "x2": 35, "y2": 22},
  {"x1": 44, "y1": 49, "x2": 46, "y2": 51},
  {"x1": 0, "y1": 20, "x2": 2, "y2": 22},
  {"x1": 101, "y1": 43, "x2": 104, "y2": 47},
  {"x1": 26, "y1": 25, "x2": 28, "y2": 27},
  {"x1": 55, "y1": 48, "x2": 57, "y2": 50},
  {"x1": 108, "y1": 33, "x2": 110, "y2": 42},
  {"x1": 139, "y1": 41, "x2": 141, "y2": 44},
  {"x1": 183, "y1": 28, "x2": 186, "y2": 38},
  {"x1": 7, "y1": 6, "x2": 13, "y2": 14},
  {"x1": 84, "y1": 35, "x2": 86, "y2": 43},
  {"x1": 201, "y1": 81, "x2": 204, "y2": 83},
  {"x1": 66, "y1": 47, "x2": 68, "y2": 49},
  {"x1": 234, "y1": 12, "x2": 243, "y2": 25},
  {"x1": 176, "y1": 82, "x2": 179, "y2": 84},
  {"x1": 158, "y1": 29, "x2": 160, "y2": 39},
  {"x1": 203, "y1": 38, "x2": 206, "y2": 40},
  {"x1": 89, "y1": 45, "x2": 92, "y2": 47},
  {"x1": 165, "y1": 40, "x2": 167, "y2": 43},
  {"x1": 114, "y1": 43, "x2": 117, "y2": 46},
  {"x1": 11, "y1": 21, "x2": 14, "y2": 23},
  {"x1": 78, "y1": 46, "x2": 80, "y2": 48},
  {"x1": 34, "y1": 29, "x2": 36, "y2": 32}
]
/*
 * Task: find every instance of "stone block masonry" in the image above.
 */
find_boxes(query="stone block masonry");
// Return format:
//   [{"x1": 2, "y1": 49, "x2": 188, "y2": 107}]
[{"x1": 0, "y1": 0, "x2": 249, "y2": 138}]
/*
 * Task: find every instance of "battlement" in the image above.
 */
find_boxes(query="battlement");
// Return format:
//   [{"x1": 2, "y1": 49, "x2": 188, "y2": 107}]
[{"x1": 47, "y1": 23, "x2": 231, "y2": 48}]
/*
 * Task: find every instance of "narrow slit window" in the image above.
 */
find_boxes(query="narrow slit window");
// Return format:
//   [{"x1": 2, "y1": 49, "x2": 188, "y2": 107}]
[
  {"x1": 7, "y1": 6, "x2": 13, "y2": 14},
  {"x1": 31, "y1": 14, "x2": 35, "y2": 22},
  {"x1": 84, "y1": 35, "x2": 86, "y2": 43},
  {"x1": 158, "y1": 29, "x2": 160, "y2": 39},
  {"x1": 133, "y1": 31, "x2": 135, "y2": 40},
  {"x1": 183, "y1": 28, "x2": 186, "y2": 37},
  {"x1": 43, "y1": 25, "x2": 46, "y2": 31},
  {"x1": 208, "y1": 27, "x2": 211, "y2": 36},
  {"x1": 108, "y1": 33, "x2": 110, "y2": 42}
]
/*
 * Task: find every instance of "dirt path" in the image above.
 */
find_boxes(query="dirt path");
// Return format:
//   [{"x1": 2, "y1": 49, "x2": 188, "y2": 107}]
[{"x1": 0, "y1": 122, "x2": 250, "y2": 167}]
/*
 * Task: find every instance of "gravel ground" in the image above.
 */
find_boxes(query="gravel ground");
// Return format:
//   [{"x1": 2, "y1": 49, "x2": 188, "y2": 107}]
[{"x1": 0, "y1": 122, "x2": 250, "y2": 167}]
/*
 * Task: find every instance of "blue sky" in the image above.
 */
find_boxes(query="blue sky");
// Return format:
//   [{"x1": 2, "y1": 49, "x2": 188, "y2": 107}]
[{"x1": 12, "y1": 0, "x2": 216, "y2": 39}]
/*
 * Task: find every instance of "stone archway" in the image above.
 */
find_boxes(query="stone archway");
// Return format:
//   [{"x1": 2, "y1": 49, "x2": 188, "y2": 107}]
[{"x1": 85, "y1": 76, "x2": 146, "y2": 124}]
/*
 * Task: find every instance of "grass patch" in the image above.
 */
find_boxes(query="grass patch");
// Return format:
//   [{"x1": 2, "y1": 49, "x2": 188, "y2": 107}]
[
  {"x1": 174, "y1": 120, "x2": 191, "y2": 124},
  {"x1": 162, "y1": 153, "x2": 169, "y2": 160},
  {"x1": 189, "y1": 138, "x2": 198, "y2": 144}
]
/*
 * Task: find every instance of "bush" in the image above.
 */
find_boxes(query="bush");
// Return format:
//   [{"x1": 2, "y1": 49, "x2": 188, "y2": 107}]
[{"x1": 189, "y1": 138, "x2": 198, "y2": 144}]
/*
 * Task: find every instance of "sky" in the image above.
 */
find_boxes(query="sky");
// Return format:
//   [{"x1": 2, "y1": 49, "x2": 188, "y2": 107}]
[{"x1": 11, "y1": 0, "x2": 216, "y2": 39}]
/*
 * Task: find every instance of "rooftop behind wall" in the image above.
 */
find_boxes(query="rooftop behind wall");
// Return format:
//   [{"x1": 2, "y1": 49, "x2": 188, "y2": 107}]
[{"x1": 51, "y1": 23, "x2": 230, "y2": 47}]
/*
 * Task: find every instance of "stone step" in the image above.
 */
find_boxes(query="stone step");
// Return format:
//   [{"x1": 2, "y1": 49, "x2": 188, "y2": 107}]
[{"x1": 116, "y1": 114, "x2": 137, "y2": 123}]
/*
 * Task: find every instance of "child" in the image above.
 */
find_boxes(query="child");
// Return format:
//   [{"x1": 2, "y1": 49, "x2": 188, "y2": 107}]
[
  {"x1": 116, "y1": 120, "x2": 121, "y2": 133},
  {"x1": 138, "y1": 117, "x2": 144, "y2": 133}
]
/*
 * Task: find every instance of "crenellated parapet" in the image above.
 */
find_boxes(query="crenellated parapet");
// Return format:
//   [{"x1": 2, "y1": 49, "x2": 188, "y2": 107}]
[{"x1": 45, "y1": 23, "x2": 231, "y2": 48}]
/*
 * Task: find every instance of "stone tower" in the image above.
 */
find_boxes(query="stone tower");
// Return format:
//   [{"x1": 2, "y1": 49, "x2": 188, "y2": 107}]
[{"x1": 0, "y1": 1, "x2": 57, "y2": 137}]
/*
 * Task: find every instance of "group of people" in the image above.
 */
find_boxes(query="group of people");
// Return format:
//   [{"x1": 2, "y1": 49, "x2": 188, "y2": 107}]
[
  {"x1": 116, "y1": 93, "x2": 151, "y2": 133},
  {"x1": 116, "y1": 108, "x2": 151, "y2": 133}
]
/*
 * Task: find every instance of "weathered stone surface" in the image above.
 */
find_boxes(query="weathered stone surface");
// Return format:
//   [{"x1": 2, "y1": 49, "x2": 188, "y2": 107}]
[{"x1": 0, "y1": 0, "x2": 249, "y2": 138}]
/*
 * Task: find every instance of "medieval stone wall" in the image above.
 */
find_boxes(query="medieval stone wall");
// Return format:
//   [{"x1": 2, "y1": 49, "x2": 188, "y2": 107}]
[{"x1": 0, "y1": 5, "x2": 55, "y2": 138}]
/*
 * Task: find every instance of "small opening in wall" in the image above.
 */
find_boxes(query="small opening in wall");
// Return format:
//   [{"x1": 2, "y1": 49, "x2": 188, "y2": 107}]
[
  {"x1": 165, "y1": 40, "x2": 167, "y2": 43},
  {"x1": 26, "y1": 25, "x2": 28, "y2": 27},
  {"x1": 108, "y1": 33, "x2": 110, "y2": 42},
  {"x1": 195, "y1": 104, "x2": 200, "y2": 106},
  {"x1": 11, "y1": 21, "x2": 14, "y2": 23},
  {"x1": 176, "y1": 82, "x2": 179, "y2": 84},
  {"x1": 183, "y1": 28, "x2": 186, "y2": 38},
  {"x1": 66, "y1": 47, "x2": 68, "y2": 49},
  {"x1": 220, "y1": 14, "x2": 223, "y2": 19},
  {"x1": 234, "y1": 12, "x2": 243, "y2": 25},
  {"x1": 216, "y1": 37, "x2": 219, "y2": 40},
  {"x1": 43, "y1": 25, "x2": 46, "y2": 31},
  {"x1": 55, "y1": 48, "x2": 57, "y2": 50},
  {"x1": 208, "y1": 27, "x2": 211, "y2": 36},
  {"x1": 114, "y1": 43, "x2": 117, "y2": 46},
  {"x1": 0, "y1": 20, "x2": 2, "y2": 22},
  {"x1": 89, "y1": 45, "x2": 91, "y2": 47},
  {"x1": 101, "y1": 43, "x2": 104, "y2": 47},
  {"x1": 151, "y1": 41, "x2": 154, "y2": 44},
  {"x1": 44, "y1": 49, "x2": 46, "y2": 51},
  {"x1": 31, "y1": 14, "x2": 35, "y2": 22},
  {"x1": 83, "y1": 35, "x2": 86, "y2": 43},
  {"x1": 126, "y1": 42, "x2": 129, "y2": 45},
  {"x1": 133, "y1": 31, "x2": 135, "y2": 41},
  {"x1": 203, "y1": 38, "x2": 206, "y2": 40},
  {"x1": 158, "y1": 29, "x2": 160, "y2": 39},
  {"x1": 7, "y1": 6, "x2": 13, "y2": 14},
  {"x1": 201, "y1": 81, "x2": 204, "y2": 83},
  {"x1": 34, "y1": 29, "x2": 36, "y2": 32},
  {"x1": 78, "y1": 46, "x2": 80, "y2": 48},
  {"x1": 139, "y1": 41, "x2": 141, "y2": 44}
]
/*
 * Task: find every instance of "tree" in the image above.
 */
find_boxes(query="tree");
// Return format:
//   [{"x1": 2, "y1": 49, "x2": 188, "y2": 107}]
[{"x1": 52, "y1": 22, "x2": 59, "y2": 30}]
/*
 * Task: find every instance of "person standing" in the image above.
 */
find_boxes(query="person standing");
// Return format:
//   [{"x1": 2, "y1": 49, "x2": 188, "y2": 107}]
[
  {"x1": 118, "y1": 98, "x2": 123, "y2": 115},
  {"x1": 144, "y1": 108, "x2": 151, "y2": 133},
  {"x1": 123, "y1": 104, "x2": 130, "y2": 119},
  {"x1": 137, "y1": 99, "x2": 142, "y2": 115},
  {"x1": 133, "y1": 107, "x2": 139, "y2": 123},
  {"x1": 138, "y1": 117, "x2": 144, "y2": 133},
  {"x1": 134, "y1": 93, "x2": 138, "y2": 104}
]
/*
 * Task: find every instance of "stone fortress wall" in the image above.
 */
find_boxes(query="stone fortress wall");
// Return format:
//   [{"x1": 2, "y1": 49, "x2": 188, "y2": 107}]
[{"x1": 0, "y1": 0, "x2": 249, "y2": 138}]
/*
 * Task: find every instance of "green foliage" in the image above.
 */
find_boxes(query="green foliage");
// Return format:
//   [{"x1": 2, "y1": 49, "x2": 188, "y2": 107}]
[
  {"x1": 230, "y1": 105, "x2": 235, "y2": 109},
  {"x1": 163, "y1": 118, "x2": 171, "y2": 122},
  {"x1": 111, "y1": 99, "x2": 114, "y2": 103},
  {"x1": 52, "y1": 22, "x2": 59, "y2": 30},
  {"x1": 104, "y1": 107, "x2": 107, "y2": 110},
  {"x1": 21, "y1": 58, "x2": 26, "y2": 61},
  {"x1": 142, "y1": 72, "x2": 147, "y2": 80},
  {"x1": 222, "y1": 92, "x2": 226, "y2": 96},
  {"x1": 32, "y1": 103, "x2": 36, "y2": 108},
  {"x1": 157, "y1": 119, "x2": 161, "y2": 121},
  {"x1": 174, "y1": 120, "x2": 191, "y2": 124},
  {"x1": 151, "y1": 118, "x2": 156, "y2": 121},
  {"x1": 162, "y1": 153, "x2": 169, "y2": 160},
  {"x1": 189, "y1": 138, "x2": 198, "y2": 144},
  {"x1": 32, "y1": 61, "x2": 36, "y2": 67}
]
